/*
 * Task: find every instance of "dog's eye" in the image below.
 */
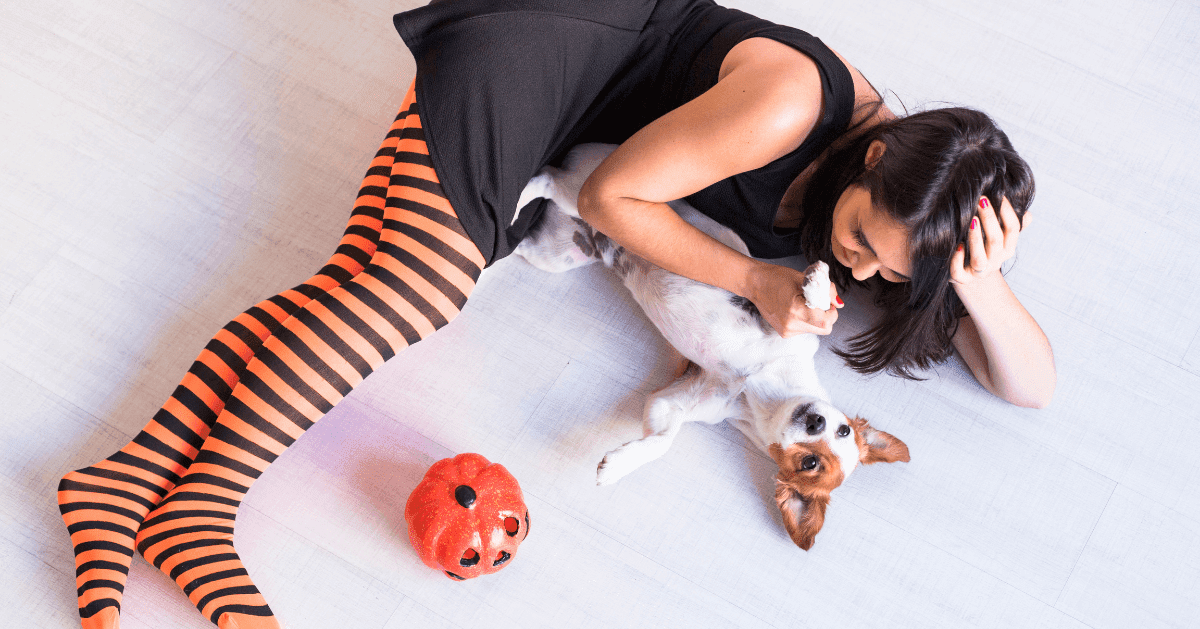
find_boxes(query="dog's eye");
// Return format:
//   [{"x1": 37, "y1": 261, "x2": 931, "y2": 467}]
[
  {"x1": 837, "y1": 425, "x2": 850, "y2": 438},
  {"x1": 800, "y1": 455, "x2": 819, "y2": 471}
]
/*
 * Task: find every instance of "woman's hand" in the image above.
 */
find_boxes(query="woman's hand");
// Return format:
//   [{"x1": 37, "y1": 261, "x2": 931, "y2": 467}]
[
  {"x1": 747, "y1": 262, "x2": 843, "y2": 337},
  {"x1": 950, "y1": 196, "x2": 1028, "y2": 286},
  {"x1": 948, "y1": 195, "x2": 1055, "y2": 408}
]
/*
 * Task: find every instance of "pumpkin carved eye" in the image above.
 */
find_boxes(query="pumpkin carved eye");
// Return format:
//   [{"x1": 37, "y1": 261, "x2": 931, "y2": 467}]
[
  {"x1": 460, "y1": 549, "x2": 480, "y2": 567},
  {"x1": 504, "y1": 517, "x2": 520, "y2": 537},
  {"x1": 493, "y1": 551, "x2": 512, "y2": 567}
]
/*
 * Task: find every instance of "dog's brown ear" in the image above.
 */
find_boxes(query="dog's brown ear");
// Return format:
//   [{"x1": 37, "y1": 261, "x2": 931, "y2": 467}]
[
  {"x1": 849, "y1": 417, "x2": 910, "y2": 464},
  {"x1": 775, "y1": 480, "x2": 829, "y2": 551}
]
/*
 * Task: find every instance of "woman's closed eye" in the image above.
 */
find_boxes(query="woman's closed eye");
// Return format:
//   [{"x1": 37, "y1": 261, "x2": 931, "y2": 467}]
[
  {"x1": 853, "y1": 226, "x2": 869, "y2": 249},
  {"x1": 855, "y1": 224, "x2": 910, "y2": 282}
]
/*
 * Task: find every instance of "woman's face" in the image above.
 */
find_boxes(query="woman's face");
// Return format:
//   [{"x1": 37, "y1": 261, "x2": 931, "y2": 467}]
[{"x1": 830, "y1": 184, "x2": 911, "y2": 283}]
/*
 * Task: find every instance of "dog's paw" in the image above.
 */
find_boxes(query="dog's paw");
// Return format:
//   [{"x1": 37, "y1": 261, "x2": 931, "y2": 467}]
[
  {"x1": 596, "y1": 443, "x2": 640, "y2": 486},
  {"x1": 514, "y1": 170, "x2": 556, "y2": 225},
  {"x1": 802, "y1": 261, "x2": 831, "y2": 310}
]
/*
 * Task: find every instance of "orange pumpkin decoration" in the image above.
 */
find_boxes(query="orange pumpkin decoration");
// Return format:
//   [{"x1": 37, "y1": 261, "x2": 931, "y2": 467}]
[{"x1": 404, "y1": 453, "x2": 530, "y2": 580}]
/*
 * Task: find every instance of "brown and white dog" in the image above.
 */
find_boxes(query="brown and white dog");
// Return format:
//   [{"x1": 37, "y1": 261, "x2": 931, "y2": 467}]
[{"x1": 514, "y1": 144, "x2": 910, "y2": 550}]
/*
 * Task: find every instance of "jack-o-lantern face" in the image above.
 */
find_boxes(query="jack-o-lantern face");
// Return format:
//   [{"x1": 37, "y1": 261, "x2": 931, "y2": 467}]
[{"x1": 404, "y1": 453, "x2": 530, "y2": 580}]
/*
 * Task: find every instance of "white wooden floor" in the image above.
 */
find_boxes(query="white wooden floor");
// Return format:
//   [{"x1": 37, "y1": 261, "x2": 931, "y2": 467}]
[{"x1": 3, "y1": 0, "x2": 1198, "y2": 627}]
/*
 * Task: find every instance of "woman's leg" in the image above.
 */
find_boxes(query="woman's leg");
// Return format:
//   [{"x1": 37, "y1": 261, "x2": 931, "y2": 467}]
[
  {"x1": 55, "y1": 95, "x2": 417, "y2": 629},
  {"x1": 134, "y1": 83, "x2": 484, "y2": 629}
]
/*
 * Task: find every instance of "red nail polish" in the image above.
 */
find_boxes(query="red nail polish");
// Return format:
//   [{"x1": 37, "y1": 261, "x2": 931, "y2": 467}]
[
  {"x1": 971, "y1": 217, "x2": 978, "y2": 230},
  {"x1": 980, "y1": 197, "x2": 989, "y2": 209},
  {"x1": 836, "y1": 296, "x2": 844, "y2": 306}
]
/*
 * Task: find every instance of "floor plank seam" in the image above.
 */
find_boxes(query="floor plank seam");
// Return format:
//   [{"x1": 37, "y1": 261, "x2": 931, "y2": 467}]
[{"x1": 1052, "y1": 482, "x2": 1116, "y2": 610}]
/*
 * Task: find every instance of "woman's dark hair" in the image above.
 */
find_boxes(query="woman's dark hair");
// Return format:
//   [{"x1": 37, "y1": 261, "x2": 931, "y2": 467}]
[{"x1": 799, "y1": 107, "x2": 1036, "y2": 379}]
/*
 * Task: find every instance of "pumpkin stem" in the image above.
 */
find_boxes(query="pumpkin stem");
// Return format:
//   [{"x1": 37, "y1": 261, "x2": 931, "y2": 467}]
[{"x1": 454, "y1": 485, "x2": 477, "y2": 508}]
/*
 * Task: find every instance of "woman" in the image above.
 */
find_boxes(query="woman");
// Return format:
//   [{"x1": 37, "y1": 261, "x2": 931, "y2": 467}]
[{"x1": 56, "y1": 1, "x2": 1053, "y2": 628}]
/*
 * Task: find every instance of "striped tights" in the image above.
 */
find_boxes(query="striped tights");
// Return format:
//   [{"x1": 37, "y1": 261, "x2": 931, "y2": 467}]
[{"x1": 57, "y1": 82, "x2": 484, "y2": 629}]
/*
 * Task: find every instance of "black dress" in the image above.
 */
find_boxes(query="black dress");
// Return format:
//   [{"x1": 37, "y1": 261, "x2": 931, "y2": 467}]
[{"x1": 393, "y1": 0, "x2": 856, "y2": 264}]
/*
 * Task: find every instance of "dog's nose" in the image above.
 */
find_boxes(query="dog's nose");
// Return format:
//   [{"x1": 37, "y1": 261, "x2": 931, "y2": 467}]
[{"x1": 804, "y1": 414, "x2": 825, "y2": 435}]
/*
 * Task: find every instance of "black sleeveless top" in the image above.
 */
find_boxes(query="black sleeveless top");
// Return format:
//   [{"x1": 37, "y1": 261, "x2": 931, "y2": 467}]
[
  {"x1": 671, "y1": 5, "x2": 857, "y2": 258},
  {"x1": 393, "y1": 0, "x2": 856, "y2": 263}
]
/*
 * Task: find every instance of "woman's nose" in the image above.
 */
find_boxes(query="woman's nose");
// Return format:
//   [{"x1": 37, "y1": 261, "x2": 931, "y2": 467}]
[{"x1": 852, "y1": 258, "x2": 880, "y2": 281}]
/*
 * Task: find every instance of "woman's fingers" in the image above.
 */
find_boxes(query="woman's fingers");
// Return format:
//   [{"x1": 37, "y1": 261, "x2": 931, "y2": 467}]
[
  {"x1": 949, "y1": 242, "x2": 967, "y2": 284},
  {"x1": 990, "y1": 196, "x2": 1024, "y2": 268},
  {"x1": 772, "y1": 294, "x2": 835, "y2": 338},
  {"x1": 998, "y1": 196, "x2": 1018, "y2": 231},
  {"x1": 998, "y1": 197, "x2": 1023, "y2": 258},
  {"x1": 787, "y1": 302, "x2": 835, "y2": 336},
  {"x1": 752, "y1": 263, "x2": 841, "y2": 337},
  {"x1": 953, "y1": 196, "x2": 1023, "y2": 285},
  {"x1": 945, "y1": 196, "x2": 1022, "y2": 284},
  {"x1": 979, "y1": 197, "x2": 1003, "y2": 257},
  {"x1": 750, "y1": 262, "x2": 850, "y2": 337},
  {"x1": 968, "y1": 209, "x2": 988, "y2": 273},
  {"x1": 829, "y1": 281, "x2": 843, "y2": 309},
  {"x1": 809, "y1": 302, "x2": 837, "y2": 335}
]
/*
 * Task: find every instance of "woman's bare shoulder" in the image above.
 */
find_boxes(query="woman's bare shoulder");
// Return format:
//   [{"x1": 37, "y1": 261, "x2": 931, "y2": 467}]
[
  {"x1": 715, "y1": 38, "x2": 826, "y2": 160},
  {"x1": 719, "y1": 36, "x2": 819, "y2": 81},
  {"x1": 724, "y1": 37, "x2": 894, "y2": 127}
]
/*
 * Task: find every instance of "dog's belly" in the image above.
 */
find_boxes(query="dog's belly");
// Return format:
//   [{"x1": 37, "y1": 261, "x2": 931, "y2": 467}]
[{"x1": 621, "y1": 261, "x2": 819, "y2": 378}]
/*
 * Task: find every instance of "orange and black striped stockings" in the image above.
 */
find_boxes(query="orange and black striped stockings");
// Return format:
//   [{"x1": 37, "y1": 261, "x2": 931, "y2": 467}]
[
  {"x1": 56, "y1": 127, "x2": 390, "y2": 629},
  {"x1": 59, "y1": 83, "x2": 482, "y2": 629}
]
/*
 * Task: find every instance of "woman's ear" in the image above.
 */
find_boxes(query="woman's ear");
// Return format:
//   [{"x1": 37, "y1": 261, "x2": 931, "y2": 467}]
[{"x1": 865, "y1": 140, "x2": 887, "y2": 170}]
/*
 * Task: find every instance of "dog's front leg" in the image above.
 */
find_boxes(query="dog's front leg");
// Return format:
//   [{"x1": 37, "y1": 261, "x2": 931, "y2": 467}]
[{"x1": 596, "y1": 365, "x2": 740, "y2": 485}]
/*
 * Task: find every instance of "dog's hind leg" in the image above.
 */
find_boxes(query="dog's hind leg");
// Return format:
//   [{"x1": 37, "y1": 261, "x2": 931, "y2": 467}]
[
  {"x1": 596, "y1": 364, "x2": 742, "y2": 485},
  {"x1": 513, "y1": 145, "x2": 623, "y2": 273},
  {"x1": 513, "y1": 198, "x2": 601, "y2": 273}
]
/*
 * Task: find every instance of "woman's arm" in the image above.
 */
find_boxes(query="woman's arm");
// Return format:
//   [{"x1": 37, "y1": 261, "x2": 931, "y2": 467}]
[
  {"x1": 949, "y1": 198, "x2": 1056, "y2": 408},
  {"x1": 578, "y1": 39, "x2": 841, "y2": 336},
  {"x1": 951, "y1": 277, "x2": 1056, "y2": 408}
]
